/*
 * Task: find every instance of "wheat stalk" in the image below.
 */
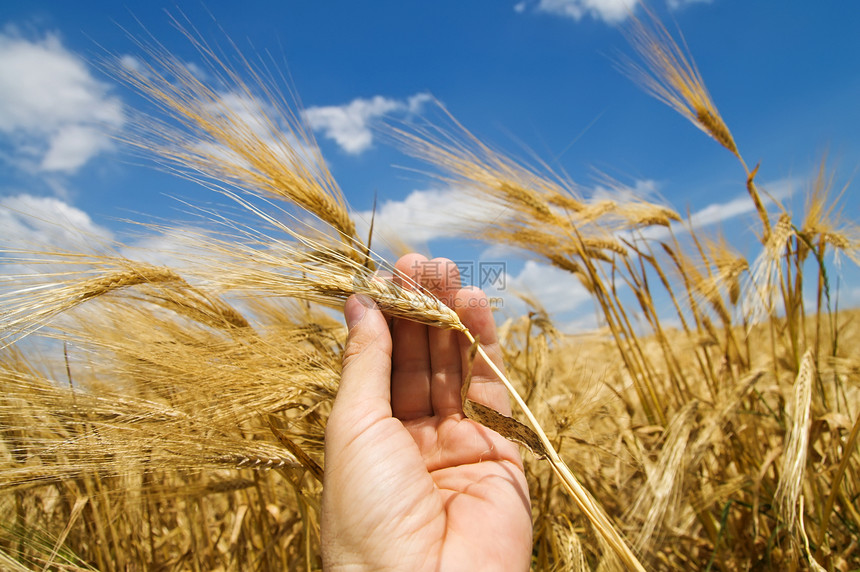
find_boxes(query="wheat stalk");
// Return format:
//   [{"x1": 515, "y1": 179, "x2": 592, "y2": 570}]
[
  {"x1": 775, "y1": 348, "x2": 816, "y2": 533},
  {"x1": 621, "y1": 7, "x2": 774, "y2": 242},
  {"x1": 0, "y1": 261, "x2": 184, "y2": 348},
  {"x1": 621, "y1": 8, "x2": 737, "y2": 157},
  {"x1": 110, "y1": 17, "x2": 362, "y2": 258},
  {"x1": 462, "y1": 332, "x2": 646, "y2": 571}
]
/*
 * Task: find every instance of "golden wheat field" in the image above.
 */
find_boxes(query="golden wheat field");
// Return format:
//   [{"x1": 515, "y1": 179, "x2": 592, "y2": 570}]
[{"x1": 1, "y1": 9, "x2": 859, "y2": 572}]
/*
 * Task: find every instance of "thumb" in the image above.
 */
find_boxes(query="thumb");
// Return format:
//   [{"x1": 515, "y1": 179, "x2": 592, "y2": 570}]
[{"x1": 334, "y1": 294, "x2": 393, "y2": 418}]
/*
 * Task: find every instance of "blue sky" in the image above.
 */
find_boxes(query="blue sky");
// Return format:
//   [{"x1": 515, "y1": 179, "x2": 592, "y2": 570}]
[{"x1": 2, "y1": 1, "x2": 859, "y2": 329}]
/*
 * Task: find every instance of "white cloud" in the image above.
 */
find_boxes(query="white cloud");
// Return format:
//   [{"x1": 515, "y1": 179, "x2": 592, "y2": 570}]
[
  {"x1": 194, "y1": 91, "x2": 319, "y2": 171},
  {"x1": 353, "y1": 186, "x2": 502, "y2": 253},
  {"x1": 633, "y1": 176, "x2": 799, "y2": 242},
  {"x1": 40, "y1": 125, "x2": 115, "y2": 172},
  {"x1": 0, "y1": 30, "x2": 123, "y2": 174},
  {"x1": 150, "y1": 88, "x2": 326, "y2": 193},
  {"x1": 356, "y1": 179, "x2": 656, "y2": 253},
  {"x1": 117, "y1": 226, "x2": 218, "y2": 271},
  {"x1": 491, "y1": 259, "x2": 595, "y2": 333},
  {"x1": 592, "y1": 178, "x2": 660, "y2": 202},
  {"x1": 759, "y1": 176, "x2": 799, "y2": 204},
  {"x1": 0, "y1": 194, "x2": 114, "y2": 255},
  {"x1": 520, "y1": 0, "x2": 711, "y2": 23},
  {"x1": 666, "y1": 0, "x2": 712, "y2": 8},
  {"x1": 507, "y1": 260, "x2": 592, "y2": 313},
  {"x1": 118, "y1": 54, "x2": 146, "y2": 75},
  {"x1": 846, "y1": 286, "x2": 860, "y2": 308},
  {"x1": 687, "y1": 194, "x2": 754, "y2": 229},
  {"x1": 532, "y1": 0, "x2": 639, "y2": 23},
  {"x1": 304, "y1": 93, "x2": 432, "y2": 154}
]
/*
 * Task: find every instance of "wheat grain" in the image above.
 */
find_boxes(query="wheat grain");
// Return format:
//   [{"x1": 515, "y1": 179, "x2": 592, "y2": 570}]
[
  {"x1": 111, "y1": 23, "x2": 360, "y2": 254},
  {"x1": 0, "y1": 262, "x2": 184, "y2": 348},
  {"x1": 775, "y1": 348, "x2": 816, "y2": 533},
  {"x1": 622, "y1": 8, "x2": 738, "y2": 158}
]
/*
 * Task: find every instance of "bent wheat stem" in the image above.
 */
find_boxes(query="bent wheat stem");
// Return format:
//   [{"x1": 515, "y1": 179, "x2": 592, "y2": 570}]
[{"x1": 464, "y1": 331, "x2": 646, "y2": 572}]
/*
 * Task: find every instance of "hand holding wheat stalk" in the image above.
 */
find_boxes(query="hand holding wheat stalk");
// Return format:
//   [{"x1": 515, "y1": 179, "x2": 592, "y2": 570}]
[{"x1": 321, "y1": 253, "x2": 533, "y2": 570}]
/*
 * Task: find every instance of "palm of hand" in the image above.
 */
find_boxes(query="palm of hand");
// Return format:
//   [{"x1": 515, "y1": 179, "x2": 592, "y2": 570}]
[{"x1": 321, "y1": 255, "x2": 532, "y2": 571}]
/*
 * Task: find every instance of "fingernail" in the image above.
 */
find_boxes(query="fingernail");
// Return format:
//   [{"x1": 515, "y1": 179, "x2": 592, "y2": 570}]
[{"x1": 344, "y1": 294, "x2": 370, "y2": 329}]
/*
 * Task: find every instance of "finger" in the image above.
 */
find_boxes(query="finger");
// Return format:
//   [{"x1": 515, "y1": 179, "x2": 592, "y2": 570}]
[
  {"x1": 390, "y1": 254, "x2": 433, "y2": 420},
  {"x1": 332, "y1": 294, "x2": 393, "y2": 431},
  {"x1": 424, "y1": 257, "x2": 464, "y2": 417},
  {"x1": 456, "y1": 286, "x2": 511, "y2": 416}
]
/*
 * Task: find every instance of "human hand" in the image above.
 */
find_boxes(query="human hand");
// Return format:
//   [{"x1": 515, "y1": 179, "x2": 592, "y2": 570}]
[{"x1": 321, "y1": 254, "x2": 532, "y2": 571}]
